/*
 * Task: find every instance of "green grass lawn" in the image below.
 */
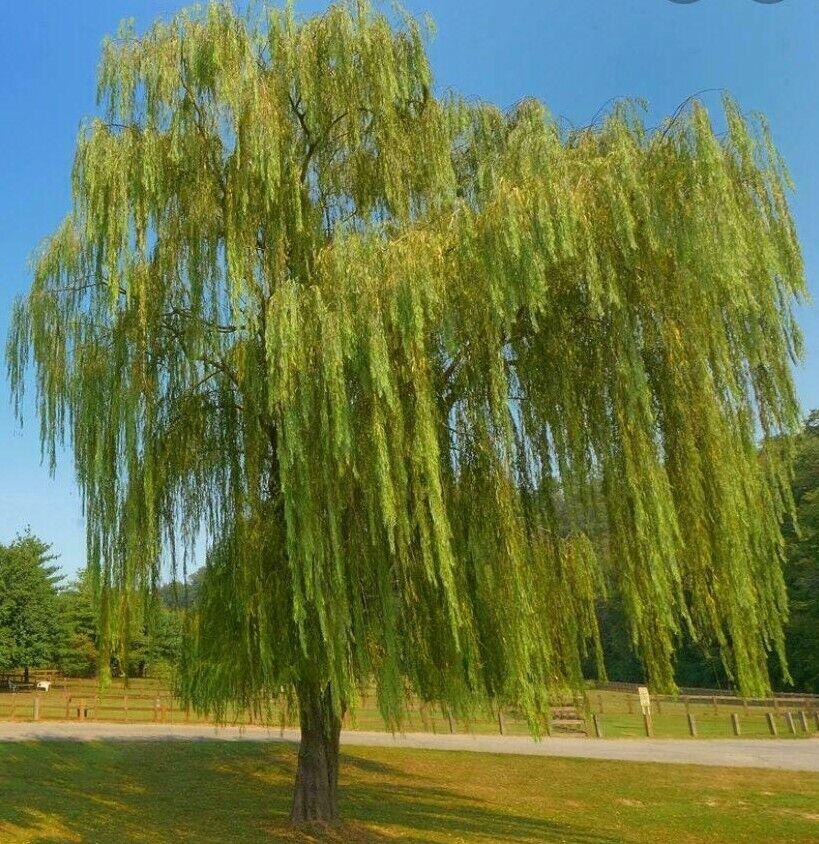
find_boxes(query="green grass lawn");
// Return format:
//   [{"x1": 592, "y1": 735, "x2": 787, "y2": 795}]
[{"x1": 0, "y1": 741, "x2": 816, "y2": 842}]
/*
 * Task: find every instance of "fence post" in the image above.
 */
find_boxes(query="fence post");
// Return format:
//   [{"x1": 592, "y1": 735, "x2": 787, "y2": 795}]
[
  {"x1": 592, "y1": 713, "x2": 603, "y2": 738},
  {"x1": 79, "y1": 698, "x2": 86, "y2": 721},
  {"x1": 786, "y1": 712, "x2": 796, "y2": 736},
  {"x1": 731, "y1": 712, "x2": 741, "y2": 736},
  {"x1": 798, "y1": 711, "x2": 808, "y2": 733},
  {"x1": 815, "y1": 711, "x2": 819, "y2": 733},
  {"x1": 643, "y1": 712, "x2": 653, "y2": 737},
  {"x1": 626, "y1": 696, "x2": 634, "y2": 715},
  {"x1": 687, "y1": 713, "x2": 697, "y2": 737},
  {"x1": 32, "y1": 696, "x2": 40, "y2": 721},
  {"x1": 497, "y1": 706, "x2": 505, "y2": 736},
  {"x1": 447, "y1": 707, "x2": 455, "y2": 734},
  {"x1": 766, "y1": 712, "x2": 778, "y2": 736},
  {"x1": 123, "y1": 695, "x2": 128, "y2": 722}
]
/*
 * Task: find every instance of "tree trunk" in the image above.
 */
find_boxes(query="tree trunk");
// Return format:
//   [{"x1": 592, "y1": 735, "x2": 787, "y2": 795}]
[{"x1": 290, "y1": 682, "x2": 342, "y2": 824}]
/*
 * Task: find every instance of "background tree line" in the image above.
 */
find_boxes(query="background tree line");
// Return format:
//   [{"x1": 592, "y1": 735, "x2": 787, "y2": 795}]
[
  {"x1": 2, "y1": 413, "x2": 816, "y2": 692},
  {"x1": 0, "y1": 535, "x2": 197, "y2": 682}
]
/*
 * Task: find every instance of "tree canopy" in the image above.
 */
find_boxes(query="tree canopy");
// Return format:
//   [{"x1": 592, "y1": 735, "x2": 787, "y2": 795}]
[
  {"x1": 6, "y1": 0, "x2": 806, "y2": 821},
  {"x1": 56, "y1": 570, "x2": 100, "y2": 678}
]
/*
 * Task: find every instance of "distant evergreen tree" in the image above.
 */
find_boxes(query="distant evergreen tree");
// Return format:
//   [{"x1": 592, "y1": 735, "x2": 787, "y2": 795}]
[{"x1": 0, "y1": 533, "x2": 62, "y2": 682}]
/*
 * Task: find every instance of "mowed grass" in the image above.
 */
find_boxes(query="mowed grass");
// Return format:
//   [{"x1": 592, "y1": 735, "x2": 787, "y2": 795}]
[{"x1": 0, "y1": 741, "x2": 817, "y2": 843}]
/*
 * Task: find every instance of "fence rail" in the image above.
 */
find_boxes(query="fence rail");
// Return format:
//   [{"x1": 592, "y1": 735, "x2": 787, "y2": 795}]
[{"x1": 594, "y1": 680, "x2": 819, "y2": 704}]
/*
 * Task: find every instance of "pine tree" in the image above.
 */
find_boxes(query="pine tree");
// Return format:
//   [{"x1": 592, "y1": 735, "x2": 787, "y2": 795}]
[
  {"x1": 0, "y1": 534, "x2": 62, "y2": 683},
  {"x1": 6, "y1": 1, "x2": 806, "y2": 822}
]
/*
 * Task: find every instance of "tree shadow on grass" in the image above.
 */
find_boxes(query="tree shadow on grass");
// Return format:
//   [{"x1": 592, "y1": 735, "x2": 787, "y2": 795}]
[{"x1": 0, "y1": 740, "x2": 616, "y2": 843}]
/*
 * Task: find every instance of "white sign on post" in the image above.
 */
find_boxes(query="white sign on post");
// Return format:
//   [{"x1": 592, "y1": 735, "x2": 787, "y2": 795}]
[{"x1": 637, "y1": 685, "x2": 651, "y2": 716}]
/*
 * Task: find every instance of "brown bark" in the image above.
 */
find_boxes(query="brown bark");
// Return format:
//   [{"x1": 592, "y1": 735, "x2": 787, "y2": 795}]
[{"x1": 290, "y1": 681, "x2": 342, "y2": 824}]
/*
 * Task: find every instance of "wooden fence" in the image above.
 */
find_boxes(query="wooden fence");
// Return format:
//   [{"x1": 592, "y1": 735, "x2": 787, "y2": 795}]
[
  {"x1": 1, "y1": 677, "x2": 817, "y2": 739},
  {"x1": 0, "y1": 686, "x2": 585, "y2": 736},
  {"x1": 584, "y1": 687, "x2": 819, "y2": 738}
]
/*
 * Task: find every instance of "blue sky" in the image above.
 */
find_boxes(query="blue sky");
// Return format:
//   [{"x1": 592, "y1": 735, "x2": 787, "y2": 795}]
[{"x1": 0, "y1": 0, "x2": 816, "y2": 576}]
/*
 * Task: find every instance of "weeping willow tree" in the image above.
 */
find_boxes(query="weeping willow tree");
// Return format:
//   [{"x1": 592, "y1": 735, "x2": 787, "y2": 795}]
[{"x1": 6, "y1": 0, "x2": 806, "y2": 823}]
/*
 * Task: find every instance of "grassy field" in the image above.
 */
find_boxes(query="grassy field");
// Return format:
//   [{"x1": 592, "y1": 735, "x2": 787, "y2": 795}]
[
  {"x1": 2, "y1": 678, "x2": 816, "y2": 740},
  {"x1": 0, "y1": 740, "x2": 817, "y2": 842}
]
